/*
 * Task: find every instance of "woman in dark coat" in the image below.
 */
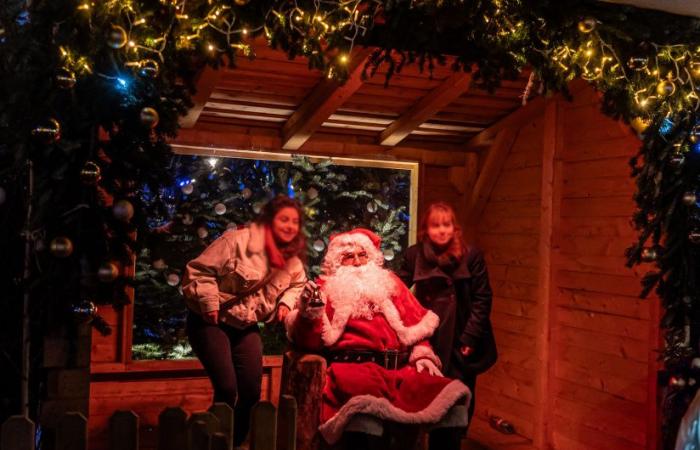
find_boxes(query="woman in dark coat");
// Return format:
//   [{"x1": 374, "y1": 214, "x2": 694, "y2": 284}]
[{"x1": 399, "y1": 202, "x2": 497, "y2": 446}]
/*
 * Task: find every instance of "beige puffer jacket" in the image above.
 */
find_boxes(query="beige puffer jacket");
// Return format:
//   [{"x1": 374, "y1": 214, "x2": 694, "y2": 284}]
[{"x1": 182, "y1": 222, "x2": 306, "y2": 328}]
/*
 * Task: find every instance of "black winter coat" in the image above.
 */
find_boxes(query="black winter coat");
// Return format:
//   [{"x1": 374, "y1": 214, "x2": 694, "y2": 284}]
[{"x1": 399, "y1": 241, "x2": 497, "y2": 378}]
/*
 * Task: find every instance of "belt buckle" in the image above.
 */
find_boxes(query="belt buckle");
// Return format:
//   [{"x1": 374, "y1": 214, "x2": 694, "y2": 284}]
[{"x1": 385, "y1": 349, "x2": 399, "y2": 370}]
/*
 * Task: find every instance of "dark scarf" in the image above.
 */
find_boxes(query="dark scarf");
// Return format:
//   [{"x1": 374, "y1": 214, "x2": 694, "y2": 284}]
[{"x1": 422, "y1": 240, "x2": 460, "y2": 273}]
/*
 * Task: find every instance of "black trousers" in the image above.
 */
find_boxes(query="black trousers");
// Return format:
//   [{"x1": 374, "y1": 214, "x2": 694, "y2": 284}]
[{"x1": 186, "y1": 311, "x2": 262, "y2": 446}]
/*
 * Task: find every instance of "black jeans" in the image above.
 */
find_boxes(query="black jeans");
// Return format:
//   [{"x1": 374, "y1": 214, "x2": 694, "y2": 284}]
[{"x1": 186, "y1": 311, "x2": 263, "y2": 446}]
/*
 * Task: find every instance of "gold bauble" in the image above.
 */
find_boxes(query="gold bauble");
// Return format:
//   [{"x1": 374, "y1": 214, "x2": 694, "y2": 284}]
[
  {"x1": 139, "y1": 107, "x2": 159, "y2": 128},
  {"x1": 138, "y1": 59, "x2": 160, "y2": 78},
  {"x1": 656, "y1": 79, "x2": 676, "y2": 97},
  {"x1": 630, "y1": 117, "x2": 651, "y2": 134},
  {"x1": 577, "y1": 18, "x2": 596, "y2": 34},
  {"x1": 682, "y1": 191, "x2": 697, "y2": 206},
  {"x1": 690, "y1": 124, "x2": 700, "y2": 144},
  {"x1": 71, "y1": 301, "x2": 97, "y2": 323},
  {"x1": 97, "y1": 262, "x2": 119, "y2": 282},
  {"x1": 50, "y1": 236, "x2": 74, "y2": 258},
  {"x1": 55, "y1": 67, "x2": 77, "y2": 89},
  {"x1": 234, "y1": 0, "x2": 250, "y2": 5},
  {"x1": 113, "y1": 199, "x2": 135, "y2": 222},
  {"x1": 32, "y1": 118, "x2": 61, "y2": 144},
  {"x1": 107, "y1": 25, "x2": 128, "y2": 49},
  {"x1": 80, "y1": 161, "x2": 101, "y2": 185}
]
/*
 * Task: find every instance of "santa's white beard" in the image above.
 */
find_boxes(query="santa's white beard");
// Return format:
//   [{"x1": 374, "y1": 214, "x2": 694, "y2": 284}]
[{"x1": 322, "y1": 263, "x2": 399, "y2": 320}]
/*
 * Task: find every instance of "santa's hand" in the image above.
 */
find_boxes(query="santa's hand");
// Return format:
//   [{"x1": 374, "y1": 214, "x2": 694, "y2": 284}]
[
  {"x1": 300, "y1": 280, "x2": 324, "y2": 308},
  {"x1": 416, "y1": 358, "x2": 443, "y2": 377}
]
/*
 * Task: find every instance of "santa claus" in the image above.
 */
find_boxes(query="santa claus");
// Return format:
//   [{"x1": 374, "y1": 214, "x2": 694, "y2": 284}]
[{"x1": 285, "y1": 228, "x2": 471, "y2": 447}]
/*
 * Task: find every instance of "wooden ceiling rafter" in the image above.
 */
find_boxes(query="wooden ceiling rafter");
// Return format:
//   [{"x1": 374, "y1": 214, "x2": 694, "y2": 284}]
[
  {"x1": 379, "y1": 71, "x2": 475, "y2": 146},
  {"x1": 180, "y1": 66, "x2": 224, "y2": 128},
  {"x1": 281, "y1": 47, "x2": 374, "y2": 151}
]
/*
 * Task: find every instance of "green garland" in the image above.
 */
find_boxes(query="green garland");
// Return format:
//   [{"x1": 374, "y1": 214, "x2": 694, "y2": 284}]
[{"x1": 3, "y1": 0, "x2": 700, "y2": 445}]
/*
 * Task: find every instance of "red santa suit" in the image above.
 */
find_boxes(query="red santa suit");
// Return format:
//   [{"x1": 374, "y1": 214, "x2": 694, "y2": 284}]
[{"x1": 285, "y1": 229, "x2": 471, "y2": 444}]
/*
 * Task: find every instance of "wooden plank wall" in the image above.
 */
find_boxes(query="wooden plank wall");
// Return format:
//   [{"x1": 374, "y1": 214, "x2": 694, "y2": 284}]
[{"x1": 472, "y1": 86, "x2": 659, "y2": 450}]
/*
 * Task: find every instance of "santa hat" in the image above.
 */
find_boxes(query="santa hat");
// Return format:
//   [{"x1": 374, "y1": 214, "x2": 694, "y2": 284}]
[{"x1": 321, "y1": 228, "x2": 385, "y2": 275}]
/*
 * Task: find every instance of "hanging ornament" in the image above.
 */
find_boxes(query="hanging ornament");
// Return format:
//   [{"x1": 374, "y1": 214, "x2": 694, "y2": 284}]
[
  {"x1": 640, "y1": 247, "x2": 658, "y2": 262},
  {"x1": 313, "y1": 240, "x2": 325, "y2": 252},
  {"x1": 683, "y1": 191, "x2": 698, "y2": 206},
  {"x1": 366, "y1": 201, "x2": 378, "y2": 213},
  {"x1": 689, "y1": 230, "x2": 700, "y2": 244},
  {"x1": 181, "y1": 182, "x2": 194, "y2": 195},
  {"x1": 692, "y1": 358, "x2": 700, "y2": 369},
  {"x1": 97, "y1": 262, "x2": 119, "y2": 282},
  {"x1": 107, "y1": 25, "x2": 128, "y2": 49},
  {"x1": 307, "y1": 187, "x2": 319, "y2": 200},
  {"x1": 166, "y1": 273, "x2": 181, "y2": 286},
  {"x1": 656, "y1": 79, "x2": 676, "y2": 97},
  {"x1": 140, "y1": 107, "x2": 159, "y2": 128},
  {"x1": 152, "y1": 258, "x2": 166, "y2": 270},
  {"x1": 241, "y1": 187, "x2": 252, "y2": 199},
  {"x1": 670, "y1": 154, "x2": 685, "y2": 168},
  {"x1": 80, "y1": 161, "x2": 101, "y2": 185},
  {"x1": 50, "y1": 237, "x2": 74, "y2": 258},
  {"x1": 55, "y1": 67, "x2": 77, "y2": 89},
  {"x1": 690, "y1": 378, "x2": 697, "y2": 387},
  {"x1": 383, "y1": 248, "x2": 395, "y2": 261},
  {"x1": 113, "y1": 199, "x2": 135, "y2": 222},
  {"x1": 630, "y1": 117, "x2": 651, "y2": 134},
  {"x1": 690, "y1": 124, "x2": 700, "y2": 144},
  {"x1": 32, "y1": 118, "x2": 61, "y2": 144},
  {"x1": 226, "y1": 222, "x2": 237, "y2": 230},
  {"x1": 234, "y1": 0, "x2": 250, "y2": 5},
  {"x1": 577, "y1": 18, "x2": 596, "y2": 34},
  {"x1": 182, "y1": 213, "x2": 194, "y2": 225},
  {"x1": 197, "y1": 226, "x2": 209, "y2": 239},
  {"x1": 71, "y1": 301, "x2": 97, "y2": 323},
  {"x1": 214, "y1": 203, "x2": 227, "y2": 215},
  {"x1": 252, "y1": 202, "x2": 262, "y2": 214},
  {"x1": 670, "y1": 376, "x2": 687, "y2": 387},
  {"x1": 0, "y1": 186, "x2": 5, "y2": 206},
  {"x1": 627, "y1": 57, "x2": 648, "y2": 71},
  {"x1": 138, "y1": 59, "x2": 159, "y2": 78}
]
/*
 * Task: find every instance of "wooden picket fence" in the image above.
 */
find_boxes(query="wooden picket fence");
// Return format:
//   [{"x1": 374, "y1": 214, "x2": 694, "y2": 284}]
[{"x1": 0, "y1": 396, "x2": 297, "y2": 450}]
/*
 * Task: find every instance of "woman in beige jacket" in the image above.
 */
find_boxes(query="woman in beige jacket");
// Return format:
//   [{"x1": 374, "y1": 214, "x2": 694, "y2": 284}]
[{"x1": 183, "y1": 195, "x2": 307, "y2": 447}]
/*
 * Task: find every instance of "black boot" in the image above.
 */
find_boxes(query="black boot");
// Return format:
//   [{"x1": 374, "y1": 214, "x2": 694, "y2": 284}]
[{"x1": 428, "y1": 427, "x2": 463, "y2": 450}]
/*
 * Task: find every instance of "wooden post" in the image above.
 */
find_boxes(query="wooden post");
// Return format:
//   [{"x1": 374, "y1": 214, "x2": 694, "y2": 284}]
[
  {"x1": 281, "y1": 352, "x2": 325, "y2": 450},
  {"x1": 276, "y1": 395, "x2": 297, "y2": 450},
  {"x1": 109, "y1": 410, "x2": 139, "y2": 450},
  {"x1": 190, "y1": 421, "x2": 211, "y2": 450},
  {"x1": 211, "y1": 432, "x2": 230, "y2": 450},
  {"x1": 56, "y1": 412, "x2": 88, "y2": 450},
  {"x1": 209, "y1": 403, "x2": 233, "y2": 450},
  {"x1": 158, "y1": 407, "x2": 188, "y2": 450},
  {"x1": 533, "y1": 98, "x2": 563, "y2": 449},
  {"x1": 250, "y1": 402, "x2": 277, "y2": 450},
  {"x1": 1, "y1": 415, "x2": 35, "y2": 450}
]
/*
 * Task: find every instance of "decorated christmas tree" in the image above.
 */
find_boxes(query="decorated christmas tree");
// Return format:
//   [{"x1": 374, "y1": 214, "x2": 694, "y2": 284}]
[{"x1": 131, "y1": 154, "x2": 411, "y2": 359}]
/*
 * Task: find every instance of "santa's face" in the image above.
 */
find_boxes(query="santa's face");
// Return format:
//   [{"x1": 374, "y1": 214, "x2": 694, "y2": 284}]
[{"x1": 340, "y1": 244, "x2": 369, "y2": 267}]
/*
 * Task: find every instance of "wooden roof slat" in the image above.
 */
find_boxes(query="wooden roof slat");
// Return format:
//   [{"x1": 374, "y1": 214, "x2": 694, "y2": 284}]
[
  {"x1": 281, "y1": 48, "x2": 374, "y2": 151},
  {"x1": 379, "y1": 71, "x2": 474, "y2": 146},
  {"x1": 204, "y1": 101, "x2": 294, "y2": 116},
  {"x1": 180, "y1": 66, "x2": 223, "y2": 128}
]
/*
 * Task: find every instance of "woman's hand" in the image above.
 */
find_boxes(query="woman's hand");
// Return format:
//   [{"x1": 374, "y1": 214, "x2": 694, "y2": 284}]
[
  {"x1": 460, "y1": 345, "x2": 474, "y2": 357},
  {"x1": 203, "y1": 310, "x2": 219, "y2": 325},
  {"x1": 277, "y1": 304, "x2": 290, "y2": 323}
]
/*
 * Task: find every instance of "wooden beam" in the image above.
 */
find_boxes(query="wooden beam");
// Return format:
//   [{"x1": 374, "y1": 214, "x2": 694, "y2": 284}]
[
  {"x1": 465, "y1": 128, "x2": 518, "y2": 224},
  {"x1": 281, "y1": 48, "x2": 373, "y2": 151},
  {"x1": 465, "y1": 96, "x2": 545, "y2": 149},
  {"x1": 602, "y1": 0, "x2": 700, "y2": 17},
  {"x1": 379, "y1": 71, "x2": 474, "y2": 146},
  {"x1": 534, "y1": 98, "x2": 563, "y2": 449},
  {"x1": 180, "y1": 66, "x2": 223, "y2": 128}
]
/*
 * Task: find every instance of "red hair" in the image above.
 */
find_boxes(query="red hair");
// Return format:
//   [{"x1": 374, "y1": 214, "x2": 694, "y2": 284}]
[{"x1": 418, "y1": 202, "x2": 465, "y2": 260}]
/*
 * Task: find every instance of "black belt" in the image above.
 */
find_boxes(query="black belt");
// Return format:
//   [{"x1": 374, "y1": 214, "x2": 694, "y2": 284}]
[{"x1": 326, "y1": 349, "x2": 409, "y2": 370}]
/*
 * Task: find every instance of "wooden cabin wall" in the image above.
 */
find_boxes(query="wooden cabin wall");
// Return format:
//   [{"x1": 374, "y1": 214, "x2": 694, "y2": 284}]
[
  {"x1": 472, "y1": 86, "x2": 659, "y2": 450},
  {"x1": 87, "y1": 125, "x2": 468, "y2": 449}
]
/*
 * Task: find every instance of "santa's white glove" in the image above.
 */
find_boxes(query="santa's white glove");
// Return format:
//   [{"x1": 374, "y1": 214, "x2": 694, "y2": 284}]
[{"x1": 415, "y1": 358, "x2": 443, "y2": 377}]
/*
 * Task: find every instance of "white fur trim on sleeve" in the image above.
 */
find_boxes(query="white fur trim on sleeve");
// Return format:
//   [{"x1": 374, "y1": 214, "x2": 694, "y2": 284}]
[
  {"x1": 409, "y1": 345, "x2": 441, "y2": 368},
  {"x1": 380, "y1": 300, "x2": 440, "y2": 347}
]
